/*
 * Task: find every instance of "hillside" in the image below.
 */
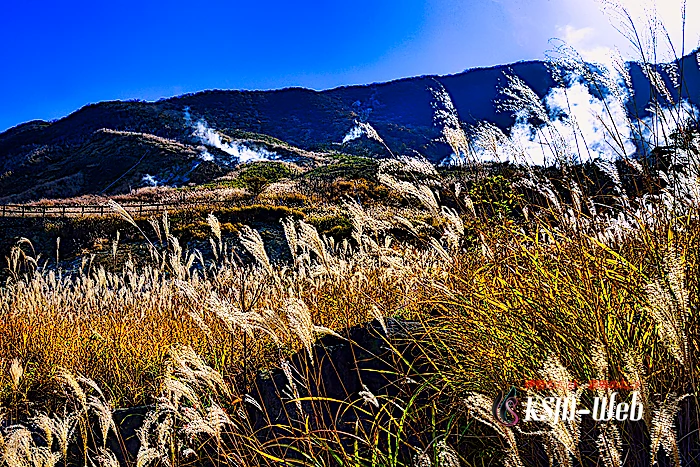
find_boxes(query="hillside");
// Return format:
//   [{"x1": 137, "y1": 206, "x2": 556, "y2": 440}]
[{"x1": 1, "y1": 54, "x2": 698, "y2": 202}]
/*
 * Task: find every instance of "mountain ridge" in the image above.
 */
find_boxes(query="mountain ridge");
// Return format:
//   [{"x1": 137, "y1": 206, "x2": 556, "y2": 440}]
[{"x1": 1, "y1": 54, "x2": 698, "y2": 202}]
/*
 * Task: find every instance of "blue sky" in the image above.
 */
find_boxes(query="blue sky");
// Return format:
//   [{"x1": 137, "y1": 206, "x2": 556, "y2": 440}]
[{"x1": 1, "y1": 0, "x2": 697, "y2": 132}]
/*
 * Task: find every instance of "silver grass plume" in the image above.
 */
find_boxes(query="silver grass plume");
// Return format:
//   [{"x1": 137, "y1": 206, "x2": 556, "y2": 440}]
[
  {"x1": 147, "y1": 218, "x2": 162, "y2": 245},
  {"x1": 591, "y1": 345, "x2": 626, "y2": 467},
  {"x1": 463, "y1": 392, "x2": 523, "y2": 467},
  {"x1": 281, "y1": 217, "x2": 299, "y2": 264},
  {"x1": 238, "y1": 225, "x2": 273, "y2": 275},
  {"x1": 285, "y1": 297, "x2": 340, "y2": 363},
  {"x1": 358, "y1": 121, "x2": 395, "y2": 156},
  {"x1": 30, "y1": 414, "x2": 74, "y2": 466},
  {"x1": 440, "y1": 206, "x2": 464, "y2": 253},
  {"x1": 136, "y1": 446, "x2": 161, "y2": 467},
  {"x1": 297, "y1": 220, "x2": 331, "y2": 268},
  {"x1": 180, "y1": 448, "x2": 197, "y2": 460},
  {"x1": 661, "y1": 62, "x2": 679, "y2": 90},
  {"x1": 32, "y1": 414, "x2": 55, "y2": 454},
  {"x1": 435, "y1": 440, "x2": 461, "y2": 467},
  {"x1": 111, "y1": 230, "x2": 120, "y2": 260},
  {"x1": 206, "y1": 291, "x2": 274, "y2": 341},
  {"x1": 9, "y1": 358, "x2": 23, "y2": 390},
  {"x1": 393, "y1": 215, "x2": 419, "y2": 237},
  {"x1": 57, "y1": 370, "x2": 88, "y2": 413},
  {"x1": 650, "y1": 393, "x2": 688, "y2": 467},
  {"x1": 162, "y1": 378, "x2": 200, "y2": 409},
  {"x1": 430, "y1": 82, "x2": 472, "y2": 164},
  {"x1": 358, "y1": 121, "x2": 381, "y2": 142},
  {"x1": 590, "y1": 341, "x2": 610, "y2": 399},
  {"x1": 358, "y1": 385, "x2": 380, "y2": 408},
  {"x1": 182, "y1": 404, "x2": 233, "y2": 442},
  {"x1": 342, "y1": 198, "x2": 391, "y2": 245},
  {"x1": 621, "y1": 350, "x2": 651, "y2": 425},
  {"x1": 379, "y1": 155, "x2": 438, "y2": 177},
  {"x1": 69, "y1": 374, "x2": 117, "y2": 448},
  {"x1": 370, "y1": 305, "x2": 388, "y2": 335},
  {"x1": 645, "y1": 249, "x2": 690, "y2": 366},
  {"x1": 1, "y1": 427, "x2": 32, "y2": 467},
  {"x1": 168, "y1": 236, "x2": 187, "y2": 280},
  {"x1": 162, "y1": 210, "x2": 170, "y2": 239},
  {"x1": 175, "y1": 281, "x2": 213, "y2": 337},
  {"x1": 167, "y1": 345, "x2": 230, "y2": 399},
  {"x1": 1, "y1": 426, "x2": 61, "y2": 467},
  {"x1": 280, "y1": 359, "x2": 303, "y2": 415},
  {"x1": 96, "y1": 448, "x2": 120, "y2": 467},
  {"x1": 88, "y1": 394, "x2": 116, "y2": 447},
  {"x1": 32, "y1": 413, "x2": 76, "y2": 462},
  {"x1": 243, "y1": 394, "x2": 264, "y2": 413},
  {"x1": 537, "y1": 355, "x2": 582, "y2": 461},
  {"x1": 471, "y1": 122, "x2": 527, "y2": 164},
  {"x1": 543, "y1": 435, "x2": 572, "y2": 467},
  {"x1": 136, "y1": 409, "x2": 172, "y2": 467},
  {"x1": 641, "y1": 65, "x2": 675, "y2": 107},
  {"x1": 207, "y1": 213, "x2": 223, "y2": 261},
  {"x1": 596, "y1": 422, "x2": 623, "y2": 467},
  {"x1": 413, "y1": 451, "x2": 431, "y2": 467},
  {"x1": 107, "y1": 200, "x2": 138, "y2": 228},
  {"x1": 500, "y1": 74, "x2": 550, "y2": 124},
  {"x1": 207, "y1": 213, "x2": 221, "y2": 243},
  {"x1": 378, "y1": 173, "x2": 440, "y2": 214},
  {"x1": 430, "y1": 237, "x2": 452, "y2": 262}
]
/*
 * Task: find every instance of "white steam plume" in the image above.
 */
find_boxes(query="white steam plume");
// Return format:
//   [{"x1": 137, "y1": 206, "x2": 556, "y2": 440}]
[
  {"x1": 183, "y1": 107, "x2": 278, "y2": 164},
  {"x1": 341, "y1": 121, "x2": 384, "y2": 145},
  {"x1": 193, "y1": 121, "x2": 278, "y2": 163},
  {"x1": 475, "y1": 71, "x2": 664, "y2": 166},
  {"x1": 142, "y1": 174, "x2": 159, "y2": 186},
  {"x1": 639, "y1": 100, "x2": 699, "y2": 150},
  {"x1": 342, "y1": 125, "x2": 363, "y2": 143}
]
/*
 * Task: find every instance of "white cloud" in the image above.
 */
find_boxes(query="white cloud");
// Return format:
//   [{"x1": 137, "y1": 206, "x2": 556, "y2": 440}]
[
  {"x1": 559, "y1": 24, "x2": 594, "y2": 45},
  {"x1": 557, "y1": 0, "x2": 700, "y2": 65},
  {"x1": 556, "y1": 24, "x2": 616, "y2": 65}
]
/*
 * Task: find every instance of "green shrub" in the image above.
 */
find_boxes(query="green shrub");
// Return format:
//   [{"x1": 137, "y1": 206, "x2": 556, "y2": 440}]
[
  {"x1": 304, "y1": 154, "x2": 379, "y2": 181},
  {"x1": 204, "y1": 162, "x2": 296, "y2": 194},
  {"x1": 468, "y1": 175, "x2": 521, "y2": 220},
  {"x1": 308, "y1": 214, "x2": 353, "y2": 240}
]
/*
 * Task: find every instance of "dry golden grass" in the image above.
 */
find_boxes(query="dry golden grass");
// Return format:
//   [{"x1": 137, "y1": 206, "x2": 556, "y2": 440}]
[
  {"x1": 0, "y1": 211, "x2": 439, "y2": 410},
  {"x1": 1, "y1": 171, "x2": 698, "y2": 465}
]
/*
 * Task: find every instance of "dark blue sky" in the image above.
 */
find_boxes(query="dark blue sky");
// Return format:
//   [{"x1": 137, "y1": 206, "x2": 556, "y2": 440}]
[{"x1": 1, "y1": 0, "x2": 693, "y2": 132}]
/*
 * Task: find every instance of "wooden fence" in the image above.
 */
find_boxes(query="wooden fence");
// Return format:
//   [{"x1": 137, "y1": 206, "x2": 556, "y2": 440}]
[{"x1": 0, "y1": 203, "x2": 189, "y2": 219}]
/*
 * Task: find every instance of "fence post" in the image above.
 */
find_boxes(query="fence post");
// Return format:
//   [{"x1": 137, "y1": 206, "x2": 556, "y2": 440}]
[
  {"x1": 21, "y1": 205, "x2": 25, "y2": 218},
  {"x1": 42, "y1": 206, "x2": 46, "y2": 218},
  {"x1": 1, "y1": 205, "x2": 4, "y2": 217}
]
